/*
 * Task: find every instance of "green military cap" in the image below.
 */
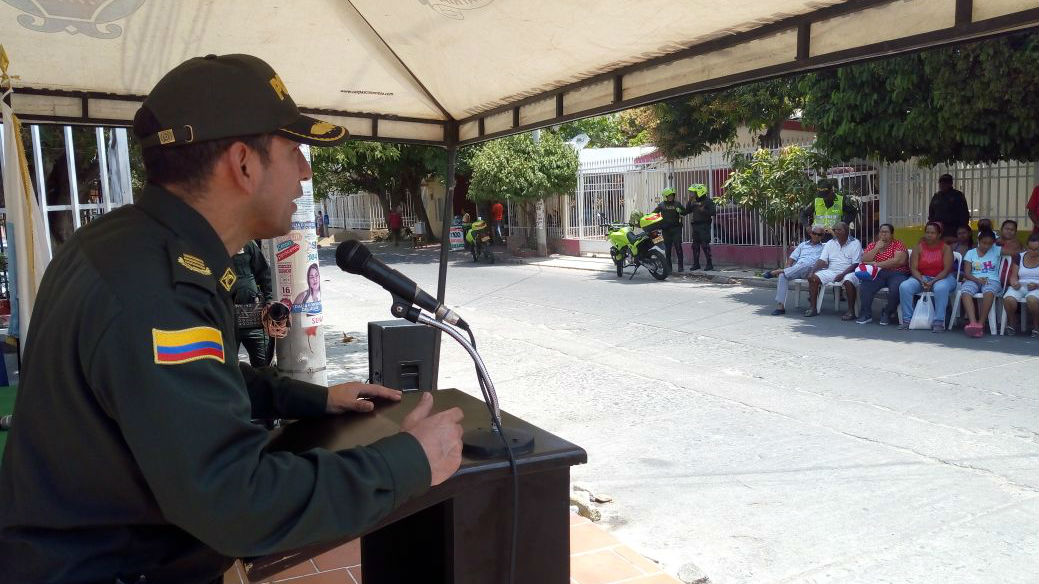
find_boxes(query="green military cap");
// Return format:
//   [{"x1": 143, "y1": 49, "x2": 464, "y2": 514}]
[
  {"x1": 134, "y1": 54, "x2": 349, "y2": 149},
  {"x1": 816, "y1": 178, "x2": 838, "y2": 191},
  {"x1": 661, "y1": 187, "x2": 677, "y2": 197}
]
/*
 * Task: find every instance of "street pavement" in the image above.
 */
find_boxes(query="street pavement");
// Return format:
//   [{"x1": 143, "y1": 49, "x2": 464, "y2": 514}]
[{"x1": 315, "y1": 242, "x2": 1039, "y2": 584}]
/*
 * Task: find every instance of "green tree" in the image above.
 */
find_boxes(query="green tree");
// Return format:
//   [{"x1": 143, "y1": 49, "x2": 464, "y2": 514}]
[
  {"x1": 652, "y1": 78, "x2": 804, "y2": 159},
  {"x1": 801, "y1": 31, "x2": 1039, "y2": 163},
  {"x1": 556, "y1": 115, "x2": 626, "y2": 148},
  {"x1": 722, "y1": 145, "x2": 834, "y2": 265},
  {"x1": 468, "y1": 132, "x2": 578, "y2": 249},
  {"x1": 310, "y1": 141, "x2": 444, "y2": 241}
]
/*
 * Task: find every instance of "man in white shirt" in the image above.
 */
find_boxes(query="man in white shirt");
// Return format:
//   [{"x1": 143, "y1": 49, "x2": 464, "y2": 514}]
[{"x1": 805, "y1": 222, "x2": 862, "y2": 316}]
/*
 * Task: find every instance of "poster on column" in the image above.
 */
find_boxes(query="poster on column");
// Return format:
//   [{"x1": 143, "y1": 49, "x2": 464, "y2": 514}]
[{"x1": 273, "y1": 144, "x2": 322, "y2": 327}]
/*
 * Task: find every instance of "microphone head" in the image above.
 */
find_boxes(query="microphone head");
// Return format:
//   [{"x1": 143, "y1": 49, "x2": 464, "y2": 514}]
[{"x1": 336, "y1": 240, "x2": 372, "y2": 275}]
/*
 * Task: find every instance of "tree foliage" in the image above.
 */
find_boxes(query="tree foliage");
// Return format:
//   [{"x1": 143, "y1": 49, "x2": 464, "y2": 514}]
[
  {"x1": 801, "y1": 31, "x2": 1039, "y2": 164},
  {"x1": 722, "y1": 145, "x2": 833, "y2": 225},
  {"x1": 556, "y1": 111, "x2": 653, "y2": 148},
  {"x1": 652, "y1": 78, "x2": 804, "y2": 159},
  {"x1": 468, "y1": 132, "x2": 578, "y2": 203},
  {"x1": 310, "y1": 141, "x2": 444, "y2": 240}
]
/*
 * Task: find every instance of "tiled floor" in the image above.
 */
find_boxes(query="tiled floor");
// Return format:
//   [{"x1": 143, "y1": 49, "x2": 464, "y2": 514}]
[{"x1": 224, "y1": 513, "x2": 680, "y2": 584}]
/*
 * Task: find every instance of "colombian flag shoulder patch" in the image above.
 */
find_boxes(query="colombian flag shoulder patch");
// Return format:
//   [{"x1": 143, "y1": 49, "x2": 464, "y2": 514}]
[{"x1": 152, "y1": 326, "x2": 225, "y2": 365}]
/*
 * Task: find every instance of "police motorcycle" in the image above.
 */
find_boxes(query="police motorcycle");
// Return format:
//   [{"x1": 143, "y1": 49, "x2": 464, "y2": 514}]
[
  {"x1": 601, "y1": 211, "x2": 669, "y2": 280},
  {"x1": 464, "y1": 218, "x2": 495, "y2": 263}
]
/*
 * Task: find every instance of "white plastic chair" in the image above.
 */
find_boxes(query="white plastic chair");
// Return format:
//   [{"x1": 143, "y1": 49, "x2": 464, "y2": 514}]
[
  {"x1": 949, "y1": 254, "x2": 1006, "y2": 335},
  {"x1": 792, "y1": 278, "x2": 807, "y2": 308}
]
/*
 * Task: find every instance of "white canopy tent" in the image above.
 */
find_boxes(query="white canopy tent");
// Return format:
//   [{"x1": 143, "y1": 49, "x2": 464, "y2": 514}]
[
  {"x1": 4, "y1": 0, "x2": 1036, "y2": 147},
  {"x1": 1, "y1": 0, "x2": 1036, "y2": 298}
]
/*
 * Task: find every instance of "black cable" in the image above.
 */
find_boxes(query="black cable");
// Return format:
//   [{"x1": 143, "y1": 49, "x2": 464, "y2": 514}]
[{"x1": 461, "y1": 322, "x2": 519, "y2": 584}]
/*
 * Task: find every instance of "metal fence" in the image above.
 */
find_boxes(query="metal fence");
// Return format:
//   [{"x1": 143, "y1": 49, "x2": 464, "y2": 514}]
[
  {"x1": 532, "y1": 140, "x2": 1037, "y2": 250},
  {"x1": 324, "y1": 192, "x2": 417, "y2": 231}
]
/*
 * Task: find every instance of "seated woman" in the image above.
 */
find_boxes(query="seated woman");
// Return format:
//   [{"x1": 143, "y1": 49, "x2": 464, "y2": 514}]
[
  {"x1": 1002, "y1": 232, "x2": 1039, "y2": 336},
  {"x1": 899, "y1": 221, "x2": 956, "y2": 332},
  {"x1": 998, "y1": 219, "x2": 1023, "y2": 259},
  {"x1": 855, "y1": 224, "x2": 909, "y2": 325},
  {"x1": 950, "y1": 225, "x2": 974, "y2": 257},
  {"x1": 958, "y1": 229, "x2": 1003, "y2": 338}
]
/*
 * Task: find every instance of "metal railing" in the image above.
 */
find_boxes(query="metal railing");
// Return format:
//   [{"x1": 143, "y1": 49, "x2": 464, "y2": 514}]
[{"x1": 528, "y1": 140, "x2": 1037, "y2": 251}]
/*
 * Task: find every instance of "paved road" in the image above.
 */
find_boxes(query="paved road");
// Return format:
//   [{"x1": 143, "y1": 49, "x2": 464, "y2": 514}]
[{"x1": 316, "y1": 242, "x2": 1039, "y2": 584}]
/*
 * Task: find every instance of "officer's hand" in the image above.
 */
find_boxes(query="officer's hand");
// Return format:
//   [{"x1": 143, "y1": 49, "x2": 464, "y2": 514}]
[
  {"x1": 326, "y1": 382, "x2": 402, "y2": 414},
  {"x1": 401, "y1": 392, "x2": 464, "y2": 486}
]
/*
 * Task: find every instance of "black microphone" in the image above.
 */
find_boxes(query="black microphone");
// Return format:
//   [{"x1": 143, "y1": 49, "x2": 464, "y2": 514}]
[{"x1": 336, "y1": 241, "x2": 467, "y2": 327}]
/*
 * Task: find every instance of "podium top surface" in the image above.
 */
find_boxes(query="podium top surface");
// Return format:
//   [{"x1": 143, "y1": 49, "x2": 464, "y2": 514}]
[{"x1": 266, "y1": 388, "x2": 586, "y2": 478}]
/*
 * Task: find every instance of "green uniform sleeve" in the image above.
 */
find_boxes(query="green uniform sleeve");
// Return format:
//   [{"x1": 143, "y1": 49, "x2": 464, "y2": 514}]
[
  {"x1": 86, "y1": 293, "x2": 431, "y2": 558},
  {"x1": 239, "y1": 363, "x2": 328, "y2": 419}
]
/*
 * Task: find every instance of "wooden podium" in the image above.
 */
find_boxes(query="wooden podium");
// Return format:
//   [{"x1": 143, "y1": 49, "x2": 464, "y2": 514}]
[{"x1": 244, "y1": 389, "x2": 586, "y2": 583}]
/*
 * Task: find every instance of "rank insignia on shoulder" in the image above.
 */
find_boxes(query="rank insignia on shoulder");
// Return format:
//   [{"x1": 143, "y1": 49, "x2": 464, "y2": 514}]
[
  {"x1": 219, "y1": 267, "x2": 237, "y2": 292},
  {"x1": 153, "y1": 326, "x2": 224, "y2": 365},
  {"x1": 177, "y1": 253, "x2": 212, "y2": 276}
]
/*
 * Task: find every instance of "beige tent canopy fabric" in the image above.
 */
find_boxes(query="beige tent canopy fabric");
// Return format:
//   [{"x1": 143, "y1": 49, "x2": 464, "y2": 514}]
[{"x1": 2, "y1": 0, "x2": 1036, "y2": 146}]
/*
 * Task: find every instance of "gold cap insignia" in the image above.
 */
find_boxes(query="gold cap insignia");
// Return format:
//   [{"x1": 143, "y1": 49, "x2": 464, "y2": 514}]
[
  {"x1": 269, "y1": 74, "x2": 289, "y2": 100},
  {"x1": 158, "y1": 129, "x2": 176, "y2": 145},
  {"x1": 219, "y1": 268, "x2": 237, "y2": 292},
  {"x1": 177, "y1": 253, "x2": 212, "y2": 276}
]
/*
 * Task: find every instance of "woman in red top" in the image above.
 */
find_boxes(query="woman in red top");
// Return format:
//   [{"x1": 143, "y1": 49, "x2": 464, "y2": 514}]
[
  {"x1": 854, "y1": 224, "x2": 910, "y2": 325},
  {"x1": 898, "y1": 221, "x2": 956, "y2": 331},
  {"x1": 387, "y1": 205, "x2": 403, "y2": 247}
]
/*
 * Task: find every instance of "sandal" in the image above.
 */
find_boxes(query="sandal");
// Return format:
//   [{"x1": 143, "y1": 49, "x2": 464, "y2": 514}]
[
  {"x1": 1005, "y1": 326, "x2": 1016, "y2": 336},
  {"x1": 804, "y1": 308, "x2": 818, "y2": 317},
  {"x1": 841, "y1": 313, "x2": 856, "y2": 321}
]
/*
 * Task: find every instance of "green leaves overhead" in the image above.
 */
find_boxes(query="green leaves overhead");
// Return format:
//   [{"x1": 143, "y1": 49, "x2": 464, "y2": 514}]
[
  {"x1": 652, "y1": 78, "x2": 804, "y2": 160},
  {"x1": 801, "y1": 31, "x2": 1039, "y2": 164}
]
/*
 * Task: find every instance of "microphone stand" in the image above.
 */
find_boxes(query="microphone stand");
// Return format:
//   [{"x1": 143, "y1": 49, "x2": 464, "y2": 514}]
[{"x1": 390, "y1": 296, "x2": 534, "y2": 458}]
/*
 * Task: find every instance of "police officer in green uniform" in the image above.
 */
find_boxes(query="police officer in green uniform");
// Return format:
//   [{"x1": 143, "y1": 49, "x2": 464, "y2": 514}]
[
  {"x1": 653, "y1": 187, "x2": 687, "y2": 272},
  {"x1": 685, "y1": 183, "x2": 716, "y2": 271},
  {"x1": 231, "y1": 240, "x2": 273, "y2": 367},
  {"x1": 0, "y1": 54, "x2": 464, "y2": 583},
  {"x1": 799, "y1": 178, "x2": 858, "y2": 242}
]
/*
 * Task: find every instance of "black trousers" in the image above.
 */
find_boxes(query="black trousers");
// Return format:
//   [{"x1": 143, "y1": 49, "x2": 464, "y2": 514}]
[
  {"x1": 238, "y1": 327, "x2": 271, "y2": 367},
  {"x1": 662, "y1": 225, "x2": 683, "y2": 269},
  {"x1": 690, "y1": 222, "x2": 712, "y2": 266}
]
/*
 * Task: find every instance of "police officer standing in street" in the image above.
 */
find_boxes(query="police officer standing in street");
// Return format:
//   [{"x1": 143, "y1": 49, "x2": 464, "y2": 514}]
[
  {"x1": 0, "y1": 54, "x2": 464, "y2": 583},
  {"x1": 685, "y1": 183, "x2": 716, "y2": 271},
  {"x1": 231, "y1": 239, "x2": 273, "y2": 367},
  {"x1": 654, "y1": 187, "x2": 687, "y2": 273},
  {"x1": 799, "y1": 178, "x2": 858, "y2": 242}
]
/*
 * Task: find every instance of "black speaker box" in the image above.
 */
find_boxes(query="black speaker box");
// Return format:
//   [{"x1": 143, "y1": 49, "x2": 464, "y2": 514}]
[{"x1": 368, "y1": 320, "x2": 436, "y2": 391}]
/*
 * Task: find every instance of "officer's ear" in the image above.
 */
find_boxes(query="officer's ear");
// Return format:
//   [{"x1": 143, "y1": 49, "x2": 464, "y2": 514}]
[{"x1": 225, "y1": 141, "x2": 261, "y2": 192}]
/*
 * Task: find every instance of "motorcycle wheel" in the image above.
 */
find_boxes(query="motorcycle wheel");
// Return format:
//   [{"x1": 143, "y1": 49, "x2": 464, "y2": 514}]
[
  {"x1": 645, "y1": 249, "x2": 668, "y2": 280},
  {"x1": 611, "y1": 248, "x2": 625, "y2": 278}
]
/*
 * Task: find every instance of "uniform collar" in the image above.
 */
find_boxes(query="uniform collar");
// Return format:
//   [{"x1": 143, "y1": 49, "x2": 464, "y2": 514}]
[{"x1": 136, "y1": 184, "x2": 235, "y2": 289}]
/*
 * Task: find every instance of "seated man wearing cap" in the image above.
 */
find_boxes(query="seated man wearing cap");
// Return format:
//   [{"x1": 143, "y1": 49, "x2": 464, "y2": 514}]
[
  {"x1": 762, "y1": 224, "x2": 826, "y2": 315},
  {"x1": 804, "y1": 222, "x2": 862, "y2": 317},
  {"x1": 0, "y1": 54, "x2": 464, "y2": 583}
]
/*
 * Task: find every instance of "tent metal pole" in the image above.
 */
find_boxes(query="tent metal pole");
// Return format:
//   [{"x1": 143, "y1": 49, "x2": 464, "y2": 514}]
[{"x1": 432, "y1": 123, "x2": 458, "y2": 389}]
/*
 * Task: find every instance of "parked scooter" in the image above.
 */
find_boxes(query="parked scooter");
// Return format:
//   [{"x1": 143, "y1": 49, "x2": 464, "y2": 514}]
[
  {"x1": 602, "y1": 211, "x2": 669, "y2": 280},
  {"x1": 465, "y1": 219, "x2": 495, "y2": 263}
]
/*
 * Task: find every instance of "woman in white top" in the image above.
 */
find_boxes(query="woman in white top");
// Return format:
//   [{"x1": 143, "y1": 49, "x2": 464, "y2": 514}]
[{"x1": 1003, "y1": 232, "x2": 1039, "y2": 336}]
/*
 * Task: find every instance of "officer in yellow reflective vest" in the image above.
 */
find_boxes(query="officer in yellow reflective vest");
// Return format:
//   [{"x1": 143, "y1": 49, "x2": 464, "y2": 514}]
[{"x1": 799, "y1": 178, "x2": 857, "y2": 242}]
